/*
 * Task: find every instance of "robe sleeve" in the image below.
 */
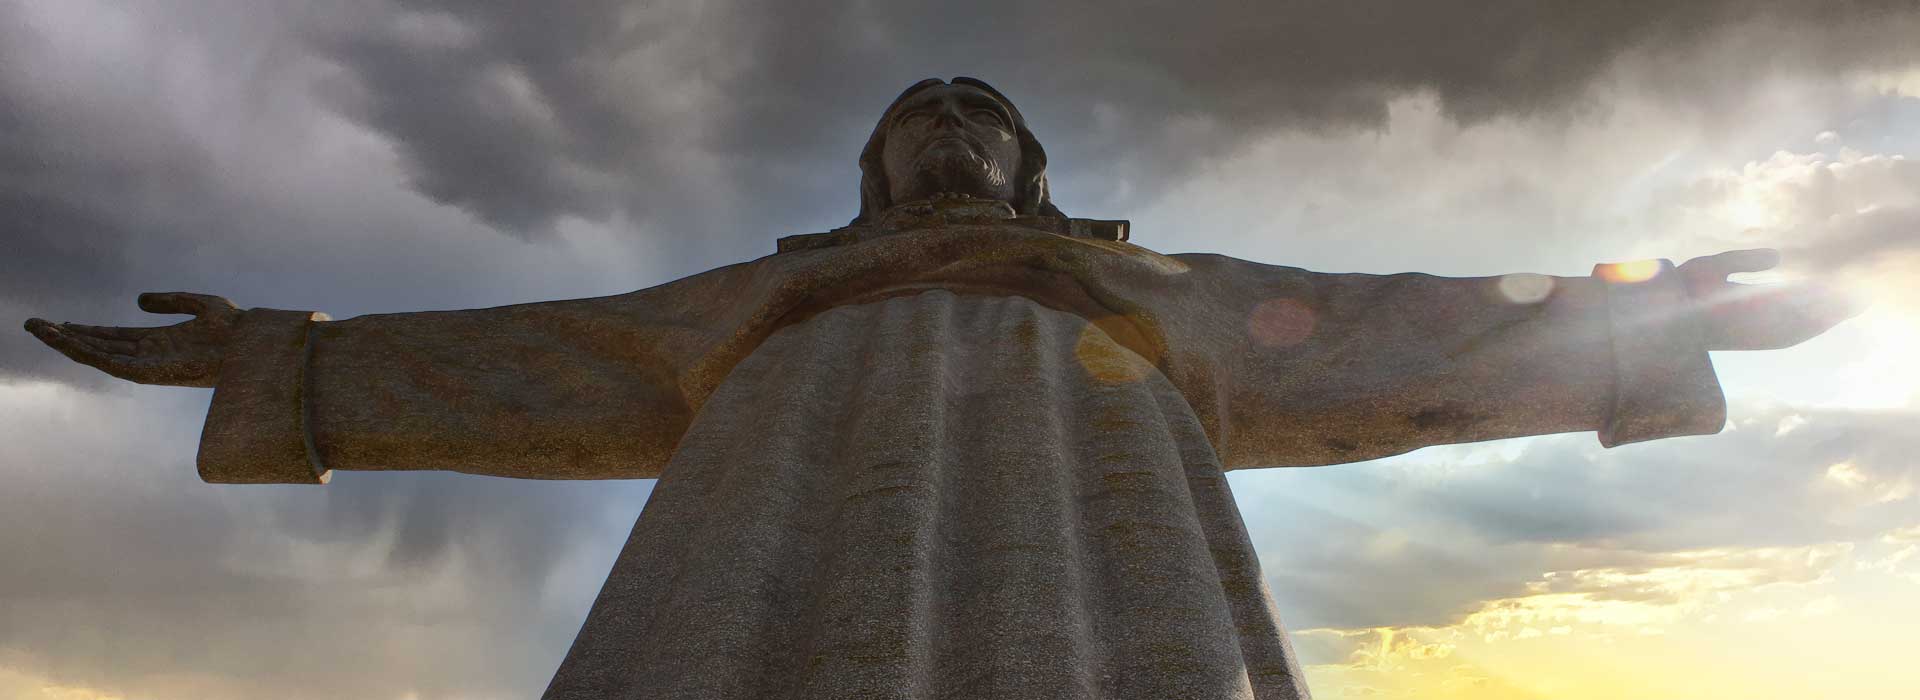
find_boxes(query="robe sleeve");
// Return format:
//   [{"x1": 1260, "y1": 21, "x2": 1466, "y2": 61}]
[
  {"x1": 1167, "y1": 254, "x2": 1726, "y2": 469},
  {"x1": 196, "y1": 259, "x2": 779, "y2": 484}
]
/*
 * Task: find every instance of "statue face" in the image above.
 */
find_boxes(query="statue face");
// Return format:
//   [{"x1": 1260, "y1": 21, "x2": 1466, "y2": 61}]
[{"x1": 880, "y1": 83, "x2": 1023, "y2": 205}]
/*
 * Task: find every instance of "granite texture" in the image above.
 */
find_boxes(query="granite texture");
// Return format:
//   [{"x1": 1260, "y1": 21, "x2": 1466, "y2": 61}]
[
  {"x1": 197, "y1": 308, "x2": 331, "y2": 484},
  {"x1": 544, "y1": 291, "x2": 1310, "y2": 699},
  {"x1": 21, "y1": 76, "x2": 1762, "y2": 700},
  {"x1": 198, "y1": 221, "x2": 1722, "y2": 487},
  {"x1": 183, "y1": 219, "x2": 1722, "y2": 698},
  {"x1": 1594, "y1": 259, "x2": 1728, "y2": 447}
]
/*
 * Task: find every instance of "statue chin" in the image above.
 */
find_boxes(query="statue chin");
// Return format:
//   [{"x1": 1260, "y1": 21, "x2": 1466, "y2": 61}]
[{"x1": 895, "y1": 152, "x2": 1011, "y2": 204}]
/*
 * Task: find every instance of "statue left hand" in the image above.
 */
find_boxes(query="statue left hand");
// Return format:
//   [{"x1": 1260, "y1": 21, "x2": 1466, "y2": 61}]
[
  {"x1": 23, "y1": 292, "x2": 242, "y2": 387},
  {"x1": 1676, "y1": 249, "x2": 1862, "y2": 351}
]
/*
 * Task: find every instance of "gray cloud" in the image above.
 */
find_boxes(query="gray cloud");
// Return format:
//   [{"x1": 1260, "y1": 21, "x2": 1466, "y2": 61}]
[
  {"x1": 0, "y1": 1, "x2": 689, "y2": 384},
  {"x1": 301, "y1": 0, "x2": 1920, "y2": 237},
  {"x1": 2, "y1": 1, "x2": 1918, "y2": 698},
  {"x1": 1785, "y1": 204, "x2": 1920, "y2": 280},
  {"x1": 0, "y1": 389, "x2": 651, "y2": 699},
  {"x1": 1245, "y1": 405, "x2": 1920, "y2": 631},
  {"x1": 310, "y1": 2, "x2": 637, "y2": 236},
  {"x1": 0, "y1": 6, "x2": 217, "y2": 384},
  {"x1": 7, "y1": 0, "x2": 1920, "y2": 382}
]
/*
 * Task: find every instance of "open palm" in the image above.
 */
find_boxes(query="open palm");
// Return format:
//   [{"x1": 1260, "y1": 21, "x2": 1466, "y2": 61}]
[
  {"x1": 1676, "y1": 249, "x2": 1862, "y2": 351},
  {"x1": 23, "y1": 292, "x2": 242, "y2": 387}
]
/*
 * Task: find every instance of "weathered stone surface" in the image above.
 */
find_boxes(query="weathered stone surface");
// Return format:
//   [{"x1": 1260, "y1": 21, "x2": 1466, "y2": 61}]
[
  {"x1": 25, "y1": 76, "x2": 1855, "y2": 699},
  {"x1": 199, "y1": 221, "x2": 1720, "y2": 485},
  {"x1": 177, "y1": 216, "x2": 1718, "y2": 699},
  {"x1": 545, "y1": 291, "x2": 1310, "y2": 699},
  {"x1": 197, "y1": 308, "x2": 331, "y2": 484}
]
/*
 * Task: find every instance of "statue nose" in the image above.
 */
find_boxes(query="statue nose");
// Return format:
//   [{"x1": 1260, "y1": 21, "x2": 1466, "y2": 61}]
[{"x1": 933, "y1": 107, "x2": 965, "y2": 128}]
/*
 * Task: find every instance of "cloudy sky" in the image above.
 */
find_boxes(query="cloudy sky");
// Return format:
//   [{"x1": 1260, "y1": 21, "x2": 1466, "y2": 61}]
[{"x1": 3, "y1": 1, "x2": 1918, "y2": 698}]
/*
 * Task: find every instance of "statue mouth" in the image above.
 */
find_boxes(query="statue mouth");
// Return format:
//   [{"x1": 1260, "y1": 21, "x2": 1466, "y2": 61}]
[
  {"x1": 921, "y1": 135, "x2": 979, "y2": 153},
  {"x1": 895, "y1": 129, "x2": 1007, "y2": 199},
  {"x1": 911, "y1": 136, "x2": 989, "y2": 174}
]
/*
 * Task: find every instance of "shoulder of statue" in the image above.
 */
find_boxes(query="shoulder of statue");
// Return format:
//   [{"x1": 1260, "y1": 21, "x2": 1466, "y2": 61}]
[{"x1": 774, "y1": 196, "x2": 1130, "y2": 254}]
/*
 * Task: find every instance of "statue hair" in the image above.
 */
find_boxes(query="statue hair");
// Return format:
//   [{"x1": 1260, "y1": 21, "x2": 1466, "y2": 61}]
[{"x1": 852, "y1": 77, "x2": 1066, "y2": 225}]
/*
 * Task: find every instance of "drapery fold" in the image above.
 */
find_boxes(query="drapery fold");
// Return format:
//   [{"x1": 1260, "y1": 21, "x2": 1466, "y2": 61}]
[{"x1": 545, "y1": 290, "x2": 1307, "y2": 699}]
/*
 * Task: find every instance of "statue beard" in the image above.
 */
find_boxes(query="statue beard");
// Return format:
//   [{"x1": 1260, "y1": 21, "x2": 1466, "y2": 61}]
[{"x1": 901, "y1": 140, "x2": 1011, "y2": 202}]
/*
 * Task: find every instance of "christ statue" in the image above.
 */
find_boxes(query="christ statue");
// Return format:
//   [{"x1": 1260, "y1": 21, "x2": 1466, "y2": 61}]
[{"x1": 25, "y1": 77, "x2": 1854, "y2": 699}]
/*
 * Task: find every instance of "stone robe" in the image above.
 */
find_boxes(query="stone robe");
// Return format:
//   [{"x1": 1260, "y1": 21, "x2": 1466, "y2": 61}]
[{"x1": 194, "y1": 221, "x2": 1725, "y2": 699}]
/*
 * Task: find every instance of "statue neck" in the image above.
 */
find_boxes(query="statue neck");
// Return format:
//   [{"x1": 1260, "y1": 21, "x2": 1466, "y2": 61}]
[{"x1": 878, "y1": 195, "x2": 1020, "y2": 229}]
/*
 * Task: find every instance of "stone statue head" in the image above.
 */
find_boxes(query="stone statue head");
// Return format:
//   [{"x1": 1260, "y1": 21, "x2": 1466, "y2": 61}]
[{"x1": 852, "y1": 77, "x2": 1065, "y2": 225}]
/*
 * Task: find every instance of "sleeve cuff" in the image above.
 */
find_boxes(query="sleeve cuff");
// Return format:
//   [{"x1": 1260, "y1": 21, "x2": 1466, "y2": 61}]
[
  {"x1": 1593, "y1": 259, "x2": 1727, "y2": 447},
  {"x1": 196, "y1": 308, "x2": 332, "y2": 484}
]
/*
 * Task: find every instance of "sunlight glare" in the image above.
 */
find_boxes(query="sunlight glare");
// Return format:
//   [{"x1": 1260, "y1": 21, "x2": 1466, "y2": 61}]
[{"x1": 1595, "y1": 260, "x2": 1662, "y2": 284}]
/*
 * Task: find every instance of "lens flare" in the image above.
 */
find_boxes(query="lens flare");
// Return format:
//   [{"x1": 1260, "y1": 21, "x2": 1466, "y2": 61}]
[
  {"x1": 1249, "y1": 298, "x2": 1316, "y2": 348},
  {"x1": 1597, "y1": 260, "x2": 1663, "y2": 284},
  {"x1": 1497, "y1": 273, "x2": 1555, "y2": 304}
]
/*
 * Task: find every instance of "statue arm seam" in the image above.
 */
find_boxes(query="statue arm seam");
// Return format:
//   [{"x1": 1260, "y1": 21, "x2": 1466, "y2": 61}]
[
  {"x1": 197, "y1": 308, "x2": 333, "y2": 484},
  {"x1": 1594, "y1": 259, "x2": 1728, "y2": 447},
  {"x1": 298, "y1": 314, "x2": 329, "y2": 482}
]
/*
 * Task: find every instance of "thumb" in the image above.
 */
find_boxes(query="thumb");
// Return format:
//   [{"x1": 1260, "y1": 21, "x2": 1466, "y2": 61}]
[
  {"x1": 137, "y1": 292, "x2": 236, "y2": 316},
  {"x1": 1686, "y1": 248, "x2": 1781, "y2": 277}
]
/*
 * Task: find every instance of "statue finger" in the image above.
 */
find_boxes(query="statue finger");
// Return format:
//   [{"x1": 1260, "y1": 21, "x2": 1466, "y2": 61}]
[
  {"x1": 137, "y1": 292, "x2": 235, "y2": 317},
  {"x1": 1709, "y1": 281, "x2": 1861, "y2": 350},
  {"x1": 25, "y1": 320, "x2": 137, "y2": 375},
  {"x1": 1688, "y1": 272, "x2": 1761, "y2": 308},
  {"x1": 1788, "y1": 282, "x2": 1867, "y2": 339},
  {"x1": 62, "y1": 324, "x2": 140, "y2": 356},
  {"x1": 1703, "y1": 248, "x2": 1781, "y2": 276},
  {"x1": 59, "y1": 321, "x2": 150, "y2": 344},
  {"x1": 123, "y1": 355, "x2": 217, "y2": 388}
]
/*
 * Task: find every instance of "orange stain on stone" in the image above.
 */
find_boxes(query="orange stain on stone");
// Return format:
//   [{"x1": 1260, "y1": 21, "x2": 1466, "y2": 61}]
[{"x1": 1075, "y1": 320, "x2": 1152, "y2": 384}]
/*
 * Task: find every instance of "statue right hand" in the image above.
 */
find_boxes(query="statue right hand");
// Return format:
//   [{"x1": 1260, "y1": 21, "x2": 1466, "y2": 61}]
[{"x1": 23, "y1": 292, "x2": 243, "y2": 388}]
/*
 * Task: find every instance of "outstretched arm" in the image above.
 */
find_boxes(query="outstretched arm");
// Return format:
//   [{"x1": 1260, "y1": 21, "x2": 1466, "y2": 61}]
[
  {"x1": 26, "y1": 261, "x2": 780, "y2": 484},
  {"x1": 1170, "y1": 249, "x2": 1856, "y2": 469}
]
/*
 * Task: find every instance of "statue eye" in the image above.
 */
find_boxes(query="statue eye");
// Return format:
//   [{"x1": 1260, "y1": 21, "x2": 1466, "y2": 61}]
[
  {"x1": 895, "y1": 111, "x2": 932, "y2": 127},
  {"x1": 969, "y1": 109, "x2": 1008, "y2": 128}
]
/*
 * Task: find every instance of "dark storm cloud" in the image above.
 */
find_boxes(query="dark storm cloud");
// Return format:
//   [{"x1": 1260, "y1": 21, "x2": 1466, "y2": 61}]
[
  {"x1": 0, "y1": 3, "x2": 307, "y2": 384},
  {"x1": 7, "y1": 0, "x2": 1920, "y2": 381},
  {"x1": 0, "y1": 1, "x2": 1916, "y2": 697},
  {"x1": 0, "y1": 7, "x2": 667, "y2": 691},
  {"x1": 0, "y1": 7, "x2": 222, "y2": 384},
  {"x1": 304, "y1": 0, "x2": 1920, "y2": 237},
  {"x1": 309, "y1": 2, "x2": 636, "y2": 236},
  {"x1": 0, "y1": 2, "x2": 683, "y2": 384}
]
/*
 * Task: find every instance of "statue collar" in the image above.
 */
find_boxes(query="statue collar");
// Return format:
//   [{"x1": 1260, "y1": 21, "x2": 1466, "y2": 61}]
[{"x1": 776, "y1": 196, "x2": 1129, "y2": 254}]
